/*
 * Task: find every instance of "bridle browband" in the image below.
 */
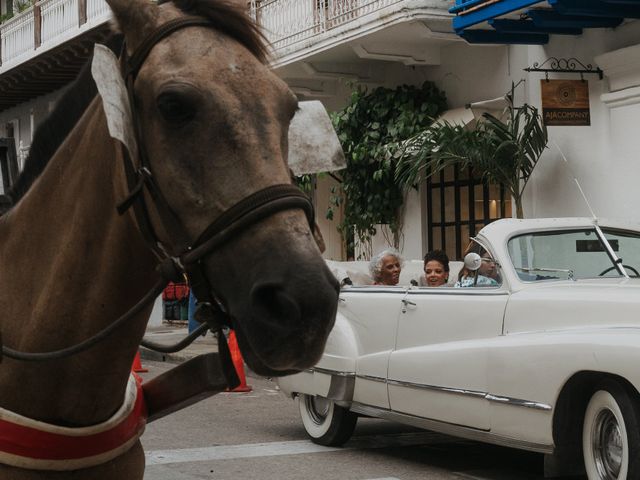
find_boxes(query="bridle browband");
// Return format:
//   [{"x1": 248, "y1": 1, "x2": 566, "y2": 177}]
[{"x1": 2, "y1": 16, "x2": 316, "y2": 387}]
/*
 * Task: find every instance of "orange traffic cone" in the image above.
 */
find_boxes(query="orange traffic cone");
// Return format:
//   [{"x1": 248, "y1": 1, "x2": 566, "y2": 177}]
[
  {"x1": 226, "y1": 330, "x2": 252, "y2": 392},
  {"x1": 132, "y1": 351, "x2": 148, "y2": 373}
]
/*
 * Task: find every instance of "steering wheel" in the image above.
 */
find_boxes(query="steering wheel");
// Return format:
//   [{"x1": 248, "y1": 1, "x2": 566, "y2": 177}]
[{"x1": 599, "y1": 265, "x2": 640, "y2": 277}]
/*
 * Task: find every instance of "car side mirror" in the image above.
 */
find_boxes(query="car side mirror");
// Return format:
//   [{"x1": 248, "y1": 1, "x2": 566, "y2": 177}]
[{"x1": 464, "y1": 252, "x2": 482, "y2": 271}]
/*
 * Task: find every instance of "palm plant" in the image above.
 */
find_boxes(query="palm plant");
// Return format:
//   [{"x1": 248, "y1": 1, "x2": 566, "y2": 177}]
[{"x1": 395, "y1": 102, "x2": 548, "y2": 218}]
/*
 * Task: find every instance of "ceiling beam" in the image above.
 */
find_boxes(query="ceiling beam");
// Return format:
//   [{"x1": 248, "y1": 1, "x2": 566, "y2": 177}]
[
  {"x1": 526, "y1": 9, "x2": 624, "y2": 27},
  {"x1": 489, "y1": 18, "x2": 582, "y2": 34},
  {"x1": 549, "y1": 0, "x2": 640, "y2": 18},
  {"x1": 460, "y1": 29, "x2": 549, "y2": 43}
]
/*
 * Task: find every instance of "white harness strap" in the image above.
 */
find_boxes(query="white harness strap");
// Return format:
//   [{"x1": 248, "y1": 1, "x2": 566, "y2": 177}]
[{"x1": 0, "y1": 375, "x2": 146, "y2": 471}]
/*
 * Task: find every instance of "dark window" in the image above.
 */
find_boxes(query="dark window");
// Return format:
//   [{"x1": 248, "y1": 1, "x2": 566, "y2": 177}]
[
  {"x1": 427, "y1": 165, "x2": 511, "y2": 260},
  {"x1": 0, "y1": 138, "x2": 18, "y2": 194}
]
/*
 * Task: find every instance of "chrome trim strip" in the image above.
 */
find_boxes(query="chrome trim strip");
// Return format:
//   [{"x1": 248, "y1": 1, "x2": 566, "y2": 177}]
[
  {"x1": 342, "y1": 288, "x2": 508, "y2": 296},
  {"x1": 387, "y1": 379, "x2": 551, "y2": 411},
  {"x1": 311, "y1": 367, "x2": 355, "y2": 378},
  {"x1": 485, "y1": 394, "x2": 552, "y2": 411},
  {"x1": 349, "y1": 402, "x2": 554, "y2": 454},
  {"x1": 356, "y1": 374, "x2": 387, "y2": 384},
  {"x1": 312, "y1": 369, "x2": 552, "y2": 412},
  {"x1": 406, "y1": 290, "x2": 509, "y2": 296},
  {"x1": 341, "y1": 287, "x2": 409, "y2": 293},
  {"x1": 386, "y1": 379, "x2": 486, "y2": 398}
]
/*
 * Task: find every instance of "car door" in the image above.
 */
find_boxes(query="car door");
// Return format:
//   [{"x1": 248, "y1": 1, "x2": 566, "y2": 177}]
[
  {"x1": 339, "y1": 286, "x2": 406, "y2": 409},
  {"x1": 387, "y1": 286, "x2": 508, "y2": 430}
]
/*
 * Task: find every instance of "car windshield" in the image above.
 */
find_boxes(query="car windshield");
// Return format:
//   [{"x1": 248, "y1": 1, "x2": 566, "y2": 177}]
[{"x1": 507, "y1": 228, "x2": 640, "y2": 281}]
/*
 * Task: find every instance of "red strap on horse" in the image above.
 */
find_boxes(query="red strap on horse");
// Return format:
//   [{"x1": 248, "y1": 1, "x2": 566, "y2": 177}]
[{"x1": 0, "y1": 375, "x2": 147, "y2": 471}]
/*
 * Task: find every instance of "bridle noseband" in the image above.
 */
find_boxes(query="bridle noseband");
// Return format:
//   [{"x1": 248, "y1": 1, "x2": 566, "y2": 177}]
[{"x1": 2, "y1": 17, "x2": 316, "y2": 386}]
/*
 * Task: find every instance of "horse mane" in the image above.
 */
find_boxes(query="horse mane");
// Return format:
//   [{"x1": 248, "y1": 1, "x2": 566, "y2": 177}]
[
  {"x1": 4, "y1": 0, "x2": 267, "y2": 211},
  {"x1": 5, "y1": 34, "x2": 124, "y2": 208}
]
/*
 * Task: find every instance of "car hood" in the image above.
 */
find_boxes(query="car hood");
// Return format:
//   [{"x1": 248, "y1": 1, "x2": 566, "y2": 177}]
[{"x1": 505, "y1": 277, "x2": 640, "y2": 334}]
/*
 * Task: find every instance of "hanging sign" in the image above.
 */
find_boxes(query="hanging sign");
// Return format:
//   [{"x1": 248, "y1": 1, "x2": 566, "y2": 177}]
[{"x1": 541, "y1": 80, "x2": 590, "y2": 126}]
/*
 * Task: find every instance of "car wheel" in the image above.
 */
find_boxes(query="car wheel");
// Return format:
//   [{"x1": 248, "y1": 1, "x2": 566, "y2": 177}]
[
  {"x1": 297, "y1": 393, "x2": 357, "y2": 446},
  {"x1": 583, "y1": 381, "x2": 640, "y2": 480}
]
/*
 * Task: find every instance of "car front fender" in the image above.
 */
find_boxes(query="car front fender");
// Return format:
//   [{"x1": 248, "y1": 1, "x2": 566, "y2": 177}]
[{"x1": 277, "y1": 311, "x2": 358, "y2": 402}]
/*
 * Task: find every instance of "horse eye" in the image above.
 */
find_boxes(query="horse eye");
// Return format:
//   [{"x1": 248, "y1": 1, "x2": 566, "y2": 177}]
[{"x1": 156, "y1": 91, "x2": 197, "y2": 125}]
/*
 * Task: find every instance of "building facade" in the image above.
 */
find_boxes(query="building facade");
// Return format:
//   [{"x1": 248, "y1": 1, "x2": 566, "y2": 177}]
[
  {"x1": 252, "y1": 0, "x2": 640, "y2": 261},
  {"x1": 1, "y1": 0, "x2": 639, "y2": 263},
  {"x1": 0, "y1": 0, "x2": 111, "y2": 178}
]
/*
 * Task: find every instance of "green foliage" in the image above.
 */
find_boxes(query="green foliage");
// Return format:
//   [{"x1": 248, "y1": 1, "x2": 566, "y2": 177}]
[
  {"x1": 15, "y1": 0, "x2": 33, "y2": 13},
  {"x1": 395, "y1": 102, "x2": 548, "y2": 218},
  {"x1": 331, "y1": 82, "x2": 447, "y2": 254},
  {"x1": 0, "y1": 0, "x2": 34, "y2": 23},
  {"x1": 294, "y1": 174, "x2": 314, "y2": 197}
]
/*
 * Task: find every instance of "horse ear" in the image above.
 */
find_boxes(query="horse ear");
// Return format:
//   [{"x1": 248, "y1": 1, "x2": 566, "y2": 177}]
[{"x1": 105, "y1": 0, "x2": 160, "y2": 52}]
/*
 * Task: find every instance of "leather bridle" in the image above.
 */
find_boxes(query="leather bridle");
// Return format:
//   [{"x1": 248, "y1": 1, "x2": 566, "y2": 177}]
[{"x1": 2, "y1": 16, "x2": 316, "y2": 388}]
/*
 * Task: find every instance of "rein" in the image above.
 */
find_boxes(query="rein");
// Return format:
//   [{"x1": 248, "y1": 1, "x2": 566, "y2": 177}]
[{"x1": 1, "y1": 17, "x2": 315, "y2": 388}]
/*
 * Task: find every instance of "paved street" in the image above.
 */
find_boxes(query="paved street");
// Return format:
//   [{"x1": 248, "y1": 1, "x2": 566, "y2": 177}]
[{"x1": 139, "y1": 360, "x2": 570, "y2": 480}]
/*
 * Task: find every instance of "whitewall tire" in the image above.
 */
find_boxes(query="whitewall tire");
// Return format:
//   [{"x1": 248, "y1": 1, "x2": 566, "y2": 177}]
[
  {"x1": 297, "y1": 394, "x2": 357, "y2": 446},
  {"x1": 583, "y1": 382, "x2": 640, "y2": 480}
]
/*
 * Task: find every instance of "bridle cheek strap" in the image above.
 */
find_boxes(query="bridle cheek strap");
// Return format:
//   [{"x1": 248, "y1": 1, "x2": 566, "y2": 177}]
[
  {"x1": 117, "y1": 18, "x2": 318, "y2": 388},
  {"x1": 0, "y1": 375, "x2": 146, "y2": 471}
]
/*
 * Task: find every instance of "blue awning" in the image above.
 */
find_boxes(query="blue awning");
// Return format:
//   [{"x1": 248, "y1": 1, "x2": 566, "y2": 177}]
[{"x1": 451, "y1": 0, "x2": 639, "y2": 44}]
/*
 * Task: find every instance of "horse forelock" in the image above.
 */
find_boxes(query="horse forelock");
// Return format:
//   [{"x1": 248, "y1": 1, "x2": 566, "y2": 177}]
[{"x1": 160, "y1": 0, "x2": 268, "y2": 64}]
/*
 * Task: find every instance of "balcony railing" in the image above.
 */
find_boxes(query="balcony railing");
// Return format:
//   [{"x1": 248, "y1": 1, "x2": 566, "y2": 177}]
[
  {"x1": 0, "y1": 0, "x2": 111, "y2": 68},
  {"x1": 248, "y1": 0, "x2": 404, "y2": 52},
  {"x1": 0, "y1": 0, "x2": 411, "y2": 71}
]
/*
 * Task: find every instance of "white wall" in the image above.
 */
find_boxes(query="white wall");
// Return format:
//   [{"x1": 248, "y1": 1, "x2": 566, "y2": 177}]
[
  {"x1": 0, "y1": 87, "x2": 65, "y2": 163},
  {"x1": 421, "y1": 24, "x2": 640, "y2": 223},
  {"x1": 315, "y1": 174, "x2": 344, "y2": 260},
  {"x1": 521, "y1": 24, "x2": 640, "y2": 221}
]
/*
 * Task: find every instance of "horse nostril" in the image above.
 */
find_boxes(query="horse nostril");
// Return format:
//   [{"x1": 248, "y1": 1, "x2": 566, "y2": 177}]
[{"x1": 249, "y1": 283, "x2": 302, "y2": 334}]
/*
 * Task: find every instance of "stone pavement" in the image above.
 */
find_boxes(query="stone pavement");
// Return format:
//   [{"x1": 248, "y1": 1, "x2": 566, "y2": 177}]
[{"x1": 140, "y1": 322, "x2": 218, "y2": 364}]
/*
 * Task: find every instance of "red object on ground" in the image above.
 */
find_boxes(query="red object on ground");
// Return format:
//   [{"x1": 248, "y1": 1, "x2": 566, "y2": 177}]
[
  {"x1": 161, "y1": 282, "x2": 190, "y2": 301},
  {"x1": 132, "y1": 351, "x2": 148, "y2": 373},
  {"x1": 226, "y1": 330, "x2": 252, "y2": 393}
]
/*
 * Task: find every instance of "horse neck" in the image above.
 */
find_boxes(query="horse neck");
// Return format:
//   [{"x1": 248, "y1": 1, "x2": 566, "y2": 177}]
[{"x1": 0, "y1": 97, "x2": 159, "y2": 425}]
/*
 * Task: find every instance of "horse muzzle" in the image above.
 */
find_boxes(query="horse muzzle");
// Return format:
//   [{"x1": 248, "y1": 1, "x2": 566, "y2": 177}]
[{"x1": 228, "y1": 265, "x2": 339, "y2": 375}]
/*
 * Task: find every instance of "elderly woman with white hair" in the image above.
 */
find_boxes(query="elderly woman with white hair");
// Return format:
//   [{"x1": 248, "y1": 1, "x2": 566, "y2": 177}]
[{"x1": 369, "y1": 248, "x2": 403, "y2": 286}]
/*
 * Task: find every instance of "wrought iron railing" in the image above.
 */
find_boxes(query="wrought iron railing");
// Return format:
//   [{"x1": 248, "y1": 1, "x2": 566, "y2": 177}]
[
  {"x1": 248, "y1": 0, "x2": 404, "y2": 51},
  {"x1": 0, "y1": 0, "x2": 111, "y2": 67}
]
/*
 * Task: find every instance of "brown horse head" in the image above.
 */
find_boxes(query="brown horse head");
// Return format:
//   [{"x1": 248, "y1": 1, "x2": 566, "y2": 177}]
[{"x1": 105, "y1": 0, "x2": 338, "y2": 375}]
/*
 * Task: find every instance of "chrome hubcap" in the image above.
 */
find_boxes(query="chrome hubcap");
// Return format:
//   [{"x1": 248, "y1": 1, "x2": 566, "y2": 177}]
[
  {"x1": 305, "y1": 395, "x2": 330, "y2": 425},
  {"x1": 592, "y1": 409, "x2": 623, "y2": 479}
]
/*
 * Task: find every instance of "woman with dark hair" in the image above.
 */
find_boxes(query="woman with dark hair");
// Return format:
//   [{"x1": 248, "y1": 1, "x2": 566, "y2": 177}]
[
  {"x1": 423, "y1": 250, "x2": 450, "y2": 287},
  {"x1": 455, "y1": 241, "x2": 500, "y2": 288}
]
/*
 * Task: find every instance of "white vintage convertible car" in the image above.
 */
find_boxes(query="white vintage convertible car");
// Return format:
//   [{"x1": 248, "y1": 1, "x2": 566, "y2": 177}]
[{"x1": 278, "y1": 217, "x2": 640, "y2": 480}]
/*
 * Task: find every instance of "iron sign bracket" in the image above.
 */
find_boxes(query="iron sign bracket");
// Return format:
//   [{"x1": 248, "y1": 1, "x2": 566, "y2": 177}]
[{"x1": 524, "y1": 57, "x2": 603, "y2": 81}]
